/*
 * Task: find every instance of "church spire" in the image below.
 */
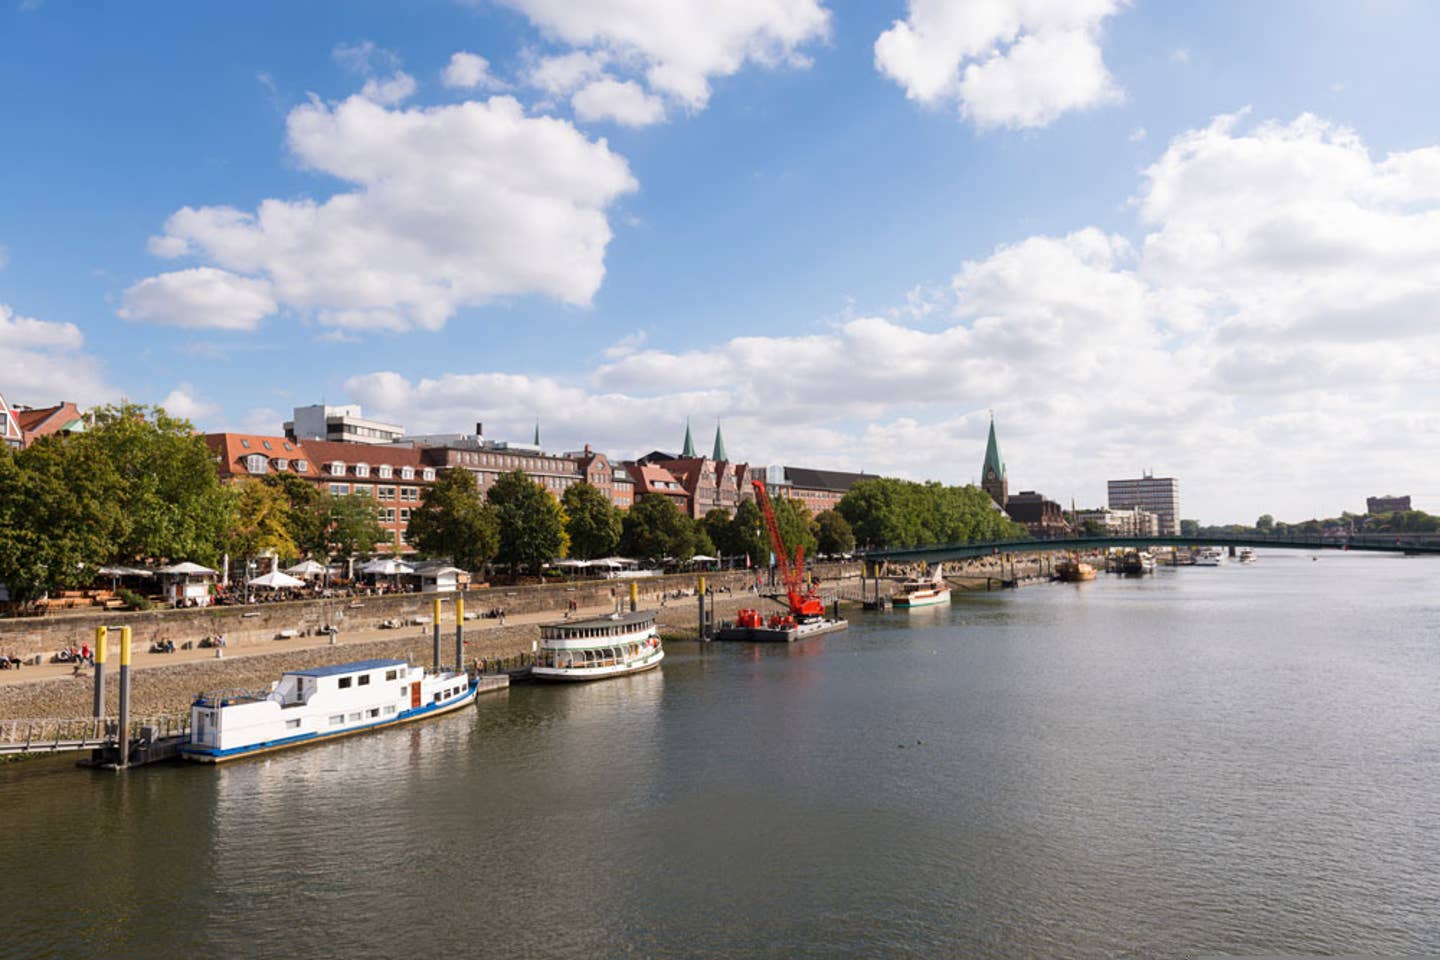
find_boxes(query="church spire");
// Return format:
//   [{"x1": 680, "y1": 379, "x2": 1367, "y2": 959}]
[
  {"x1": 681, "y1": 418, "x2": 696, "y2": 458},
  {"x1": 712, "y1": 421, "x2": 727, "y2": 462},
  {"x1": 981, "y1": 412, "x2": 1008, "y2": 508}
]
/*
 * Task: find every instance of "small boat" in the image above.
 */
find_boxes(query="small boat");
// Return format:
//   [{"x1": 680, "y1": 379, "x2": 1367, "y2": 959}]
[
  {"x1": 891, "y1": 564, "x2": 952, "y2": 608},
  {"x1": 1194, "y1": 547, "x2": 1224, "y2": 567},
  {"x1": 1116, "y1": 550, "x2": 1157, "y2": 575},
  {"x1": 1056, "y1": 558, "x2": 1096, "y2": 582},
  {"x1": 182, "y1": 658, "x2": 477, "y2": 763},
  {"x1": 1237, "y1": 548, "x2": 1257, "y2": 564},
  {"x1": 531, "y1": 610, "x2": 663, "y2": 681}
]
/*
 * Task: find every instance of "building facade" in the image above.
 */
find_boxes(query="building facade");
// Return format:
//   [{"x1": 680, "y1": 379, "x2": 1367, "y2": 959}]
[
  {"x1": 1366, "y1": 494, "x2": 1411, "y2": 514},
  {"x1": 775, "y1": 466, "x2": 870, "y2": 516},
  {"x1": 0, "y1": 390, "x2": 22, "y2": 450},
  {"x1": 285, "y1": 404, "x2": 405, "y2": 446},
  {"x1": 1075, "y1": 506, "x2": 1161, "y2": 537},
  {"x1": 13, "y1": 401, "x2": 85, "y2": 448},
  {"x1": 1005, "y1": 490, "x2": 1071, "y2": 538},
  {"x1": 1107, "y1": 474, "x2": 1180, "y2": 535},
  {"x1": 647, "y1": 424, "x2": 749, "y2": 518}
]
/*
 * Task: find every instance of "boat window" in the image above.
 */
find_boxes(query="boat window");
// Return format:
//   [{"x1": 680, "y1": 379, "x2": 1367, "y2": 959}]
[
  {"x1": 348, "y1": 712, "x2": 361, "y2": 722},
  {"x1": 368, "y1": 708, "x2": 379, "y2": 718},
  {"x1": 329, "y1": 715, "x2": 344, "y2": 725},
  {"x1": 383, "y1": 705, "x2": 396, "y2": 715},
  {"x1": 358, "y1": 675, "x2": 370, "y2": 686},
  {"x1": 385, "y1": 669, "x2": 398, "y2": 680},
  {"x1": 338, "y1": 677, "x2": 352, "y2": 689},
  {"x1": 286, "y1": 719, "x2": 301, "y2": 729}
]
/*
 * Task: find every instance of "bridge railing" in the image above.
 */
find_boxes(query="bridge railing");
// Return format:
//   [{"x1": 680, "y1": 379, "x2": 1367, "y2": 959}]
[{"x1": 856, "y1": 531, "x2": 1440, "y2": 560}]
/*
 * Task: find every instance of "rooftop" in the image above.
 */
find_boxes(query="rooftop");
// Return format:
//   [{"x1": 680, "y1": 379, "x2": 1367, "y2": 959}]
[{"x1": 287, "y1": 659, "x2": 408, "y2": 678}]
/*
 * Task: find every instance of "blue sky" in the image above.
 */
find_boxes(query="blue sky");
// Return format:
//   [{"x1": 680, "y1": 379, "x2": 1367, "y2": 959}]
[{"x1": 4, "y1": 0, "x2": 1440, "y2": 523}]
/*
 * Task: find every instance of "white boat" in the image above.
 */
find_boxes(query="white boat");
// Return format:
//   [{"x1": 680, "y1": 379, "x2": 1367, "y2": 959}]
[
  {"x1": 532, "y1": 610, "x2": 663, "y2": 681},
  {"x1": 1194, "y1": 547, "x2": 1224, "y2": 567},
  {"x1": 182, "y1": 658, "x2": 477, "y2": 763},
  {"x1": 891, "y1": 564, "x2": 952, "y2": 608},
  {"x1": 1237, "y1": 548, "x2": 1257, "y2": 564}
]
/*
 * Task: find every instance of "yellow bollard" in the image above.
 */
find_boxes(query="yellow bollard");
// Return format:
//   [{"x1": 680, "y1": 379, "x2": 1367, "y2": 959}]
[
  {"x1": 699, "y1": 575, "x2": 706, "y2": 596},
  {"x1": 120, "y1": 626, "x2": 131, "y2": 666},
  {"x1": 629, "y1": 581, "x2": 638, "y2": 612},
  {"x1": 454, "y1": 596, "x2": 465, "y2": 672},
  {"x1": 433, "y1": 597, "x2": 441, "y2": 623},
  {"x1": 118, "y1": 626, "x2": 133, "y2": 769}
]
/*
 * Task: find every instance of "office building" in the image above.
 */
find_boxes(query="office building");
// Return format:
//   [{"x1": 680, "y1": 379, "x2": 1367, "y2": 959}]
[{"x1": 1107, "y1": 474, "x2": 1180, "y2": 535}]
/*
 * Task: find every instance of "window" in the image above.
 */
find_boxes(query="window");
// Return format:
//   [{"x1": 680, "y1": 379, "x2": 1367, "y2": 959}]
[
  {"x1": 329, "y1": 715, "x2": 344, "y2": 725},
  {"x1": 378, "y1": 464, "x2": 393, "y2": 479},
  {"x1": 285, "y1": 718, "x2": 301, "y2": 729},
  {"x1": 348, "y1": 712, "x2": 361, "y2": 722},
  {"x1": 385, "y1": 669, "x2": 398, "y2": 681},
  {"x1": 262, "y1": 440, "x2": 273, "y2": 450},
  {"x1": 295, "y1": 460, "x2": 309, "y2": 473},
  {"x1": 338, "y1": 677, "x2": 352, "y2": 689},
  {"x1": 383, "y1": 705, "x2": 396, "y2": 715},
  {"x1": 422, "y1": 468, "x2": 435, "y2": 481},
  {"x1": 330, "y1": 461, "x2": 346, "y2": 475},
  {"x1": 378, "y1": 486, "x2": 395, "y2": 500},
  {"x1": 399, "y1": 508, "x2": 410, "y2": 521},
  {"x1": 355, "y1": 463, "x2": 370, "y2": 478},
  {"x1": 368, "y1": 708, "x2": 380, "y2": 718},
  {"x1": 245, "y1": 454, "x2": 267, "y2": 473},
  {"x1": 283, "y1": 442, "x2": 293, "y2": 451},
  {"x1": 359, "y1": 675, "x2": 371, "y2": 686},
  {"x1": 240, "y1": 439, "x2": 250, "y2": 448},
  {"x1": 401, "y1": 487, "x2": 419, "y2": 502},
  {"x1": 273, "y1": 458, "x2": 288, "y2": 470},
  {"x1": 400, "y1": 466, "x2": 415, "y2": 480},
  {"x1": 378, "y1": 507, "x2": 395, "y2": 523},
  {"x1": 329, "y1": 483, "x2": 350, "y2": 496}
]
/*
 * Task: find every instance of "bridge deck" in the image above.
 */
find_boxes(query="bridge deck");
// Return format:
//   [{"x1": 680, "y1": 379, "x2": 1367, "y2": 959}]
[{"x1": 859, "y1": 534, "x2": 1440, "y2": 563}]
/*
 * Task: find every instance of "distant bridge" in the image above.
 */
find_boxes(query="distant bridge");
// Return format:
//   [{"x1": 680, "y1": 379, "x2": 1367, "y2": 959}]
[{"x1": 857, "y1": 533, "x2": 1440, "y2": 564}]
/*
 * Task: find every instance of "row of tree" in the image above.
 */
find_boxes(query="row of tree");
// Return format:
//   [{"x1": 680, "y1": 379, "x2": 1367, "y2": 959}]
[{"x1": 834, "y1": 477, "x2": 1028, "y2": 549}]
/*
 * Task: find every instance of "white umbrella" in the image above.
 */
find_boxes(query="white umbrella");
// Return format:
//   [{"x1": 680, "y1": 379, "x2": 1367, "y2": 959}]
[
  {"x1": 360, "y1": 558, "x2": 415, "y2": 576},
  {"x1": 157, "y1": 561, "x2": 218, "y2": 576},
  {"x1": 249, "y1": 570, "x2": 305, "y2": 589},
  {"x1": 285, "y1": 559, "x2": 328, "y2": 577},
  {"x1": 691, "y1": 555, "x2": 719, "y2": 562},
  {"x1": 552, "y1": 559, "x2": 590, "y2": 568}
]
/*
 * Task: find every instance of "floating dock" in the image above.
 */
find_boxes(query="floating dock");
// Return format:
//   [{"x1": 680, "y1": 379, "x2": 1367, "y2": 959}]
[{"x1": 713, "y1": 618, "x2": 848, "y2": 643}]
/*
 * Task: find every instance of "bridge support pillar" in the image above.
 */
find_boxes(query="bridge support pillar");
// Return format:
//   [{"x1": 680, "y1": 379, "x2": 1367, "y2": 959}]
[{"x1": 117, "y1": 626, "x2": 132, "y2": 770}]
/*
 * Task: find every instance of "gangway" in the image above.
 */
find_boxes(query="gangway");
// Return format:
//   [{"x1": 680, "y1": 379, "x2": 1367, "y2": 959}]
[{"x1": 0, "y1": 714, "x2": 190, "y2": 757}]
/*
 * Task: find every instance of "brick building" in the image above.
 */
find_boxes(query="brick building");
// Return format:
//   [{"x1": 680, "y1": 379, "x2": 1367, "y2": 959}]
[
  {"x1": 0, "y1": 390, "x2": 21, "y2": 450},
  {"x1": 13, "y1": 401, "x2": 85, "y2": 448},
  {"x1": 1366, "y1": 494, "x2": 1411, "y2": 515},
  {"x1": 1005, "y1": 490, "x2": 1072, "y2": 538}
]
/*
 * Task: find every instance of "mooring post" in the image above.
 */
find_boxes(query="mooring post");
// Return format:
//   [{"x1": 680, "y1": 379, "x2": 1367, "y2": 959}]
[
  {"x1": 629, "y1": 581, "x2": 638, "y2": 613},
  {"x1": 117, "y1": 626, "x2": 132, "y2": 770},
  {"x1": 432, "y1": 597, "x2": 441, "y2": 673},
  {"x1": 92, "y1": 626, "x2": 107, "y2": 722},
  {"x1": 454, "y1": 596, "x2": 465, "y2": 672},
  {"x1": 698, "y1": 575, "x2": 707, "y2": 640}
]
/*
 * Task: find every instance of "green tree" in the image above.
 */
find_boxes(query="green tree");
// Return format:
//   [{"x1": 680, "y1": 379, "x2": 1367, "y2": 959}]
[
  {"x1": 407, "y1": 469, "x2": 500, "y2": 571},
  {"x1": 86, "y1": 403, "x2": 231, "y2": 565},
  {"x1": 1180, "y1": 519, "x2": 1200, "y2": 537},
  {"x1": 701, "y1": 508, "x2": 734, "y2": 557},
  {"x1": 562, "y1": 482, "x2": 623, "y2": 559},
  {"x1": 722, "y1": 500, "x2": 768, "y2": 564},
  {"x1": 620, "y1": 494, "x2": 696, "y2": 562},
  {"x1": 814, "y1": 509, "x2": 855, "y2": 556},
  {"x1": 0, "y1": 438, "x2": 126, "y2": 604},
  {"x1": 226, "y1": 480, "x2": 299, "y2": 563},
  {"x1": 487, "y1": 470, "x2": 569, "y2": 572},
  {"x1": 773, "y1": 495, "x2": 818, "y2": 562},
  {"x1": 261, "y1": 472, "x2": 329, "y2": 557},
  {"x1": 325, "y1": 492, "x2": 387, "y2": 560},
  {"x1": 692, "y1": 520, "x2": 716, "y2": 558},
  {"x1": 837, "y1": 477, "x2": 1025, "y2": 549},
  {"x1": 1256, "y1": 513, "x2": 1275, "y2": 532}
]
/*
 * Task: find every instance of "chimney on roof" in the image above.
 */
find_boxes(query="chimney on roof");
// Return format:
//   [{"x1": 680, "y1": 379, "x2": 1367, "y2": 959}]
[
  {"x1": 584, "y1": 443, "x2": 592, "y2": 454},
  {"x1": 475, "y1": 422, "x2": 484, "y2": 437}
]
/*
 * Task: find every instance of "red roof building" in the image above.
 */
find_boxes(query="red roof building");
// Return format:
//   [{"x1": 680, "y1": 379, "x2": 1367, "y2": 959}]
[
  {"x1": 13, "y1": 402, "x2": 86, "y2": 448},
  {"x1": 0, "y1": 390, "x2": 21, "y2": 450},
  {"x1": 625, "y1": 463, "x2": 691, "y2": 513}
]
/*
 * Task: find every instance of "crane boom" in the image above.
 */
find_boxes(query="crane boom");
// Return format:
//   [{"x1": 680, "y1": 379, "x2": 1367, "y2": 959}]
[{"x1": 751, "y1": 479, "x2": 825, "y2": 618}]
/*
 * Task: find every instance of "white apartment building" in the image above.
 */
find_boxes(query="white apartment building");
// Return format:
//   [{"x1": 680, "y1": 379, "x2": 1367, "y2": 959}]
[{"x1": 1107, "y1": 474, "x2": 1180, "y2": 535}]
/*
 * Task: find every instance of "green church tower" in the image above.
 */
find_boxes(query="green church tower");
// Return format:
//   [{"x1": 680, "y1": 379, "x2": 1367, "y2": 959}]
[{"x1": 981, "y1": 414, "x2": 1008, "y2": 508}]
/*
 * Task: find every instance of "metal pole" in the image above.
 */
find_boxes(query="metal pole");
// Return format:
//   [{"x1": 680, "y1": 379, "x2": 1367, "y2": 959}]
[
  {"x1": 697, "y1": 575, "x2": 706, "y2": 640},
  {"x1": 92, "y1": 626, "x2": 107, "y2": 720},
  {"x1": 117, "y1": 626, "x2": 132, "y2": 770},
  {"x1": 432, "y1": 597, "x2": 441, "y2": 673},
  {"x1": 454, "y1": 596, "x2": 464, "y2": 672},
  {"x1": 629, "y1": 581, "x2": 638, "y2": 613}
]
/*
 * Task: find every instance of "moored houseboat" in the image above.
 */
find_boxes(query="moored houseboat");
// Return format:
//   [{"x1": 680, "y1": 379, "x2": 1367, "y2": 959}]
[
  {"x1": 182, "y1": 659, "x2": 478, "y2": 763},
  {"x1": 531, "y1": 610, "x2": 663, "y2": 681}
]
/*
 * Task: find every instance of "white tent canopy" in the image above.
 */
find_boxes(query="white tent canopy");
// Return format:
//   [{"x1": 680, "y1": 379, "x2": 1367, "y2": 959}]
[
  {"x1": 690, "y1": 555, "x2": 719, "y2": 562},
  {"x1": 285, "y1": 559, "x2": 328, "y2": 577},
  {"x1": 360, "y1": 558, "x2": 415, "y2": 576},
  {"x1": 98, "y1": 565, "x2": 153, "y2": 577},
  {"x1": 552, "y1": 559, "x2": 591, "y2": 569},
  {"x1": 249, "y1": 570, "x2": 305, "y2": 589},
  {"x1": 156, "y1": 562, "x2": 218, "y2": 576}
]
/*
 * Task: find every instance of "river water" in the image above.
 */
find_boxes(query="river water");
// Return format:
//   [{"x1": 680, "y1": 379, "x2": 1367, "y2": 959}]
[{"x1": 4, "y1": 552, "x2": 1440, "y2": 959}]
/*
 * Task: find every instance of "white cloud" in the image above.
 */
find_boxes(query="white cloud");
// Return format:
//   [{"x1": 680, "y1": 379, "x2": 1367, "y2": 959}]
[
  {"x1": 602, "y1": 330, "x2": 647, "y2": 358},
  {"x1": 0, "y1": 303, "x2": 108, "y2": 405},
  {"x1": 160, "y1": 383, "x2": 219, "y2": 423},
  {"x1": 343, "y1": 111, "x2": 1440, "y2": 521},
  {"x1": 572, "y1": 78, "x2": 666, "y2": 126},
  {"x1": 527, "y1": 50, "x2": 611, "y2": 95},
  {"x1": 118, "y1": 267, "x2": 276, "y2": 331},
  {"x1": 874, "y1": 0, "x2": 1125, "y2": 129},
  {"x1": 504, "y1": 0, "x2": 831, "y2": 114},
  {"x1": 442, "y1": 51, "x2": 502, "y2": 90},
  {"x1": 360, "y1": 71, "x2": 417, "y2": 106},
  {"x1": 333, "y1": 40, "x2": 400, "y2": 76},
  {"x1": 133, "y1": 91, "x2": 637, "y2": 332}
]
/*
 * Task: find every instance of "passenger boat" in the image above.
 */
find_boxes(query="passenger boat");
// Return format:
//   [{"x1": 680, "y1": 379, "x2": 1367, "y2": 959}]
[
  {"x1": 891, "y1": 565, "x2": 952, "y2": 608},
  {"x1": 182, "y1": 659, "x2": 477, "y2": 763},
  {"x1": 1194, "y1": 547, "x2": 1224, "y2": 567},
  {"x1": 1056, "y1": 558, "x2": 1096, "y2": 582},
  {"x1": 1237, "y1": 548, "x2": 1257, "y2": 564},
  {"x1": 531, "y1": 610, "x2": 663, "y2": 681}
]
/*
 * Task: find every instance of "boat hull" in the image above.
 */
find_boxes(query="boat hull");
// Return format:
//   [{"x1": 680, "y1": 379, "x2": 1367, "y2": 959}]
[
  {"x1": 891, "y1": 590, "x2": 951, "y2": 608},
  {"x1": 180, "y1": 683, "x2": 484, "y2": 764}
]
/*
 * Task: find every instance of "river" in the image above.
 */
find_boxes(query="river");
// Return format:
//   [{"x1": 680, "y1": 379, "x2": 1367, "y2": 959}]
[{"x1": 4, "y1": 551, "x2": 1439, "y2": 959}]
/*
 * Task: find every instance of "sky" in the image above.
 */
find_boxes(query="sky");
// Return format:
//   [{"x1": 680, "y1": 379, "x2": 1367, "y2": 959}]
[{"x1": 3, "y1": 0, "x2": 1440, "y2": 525}]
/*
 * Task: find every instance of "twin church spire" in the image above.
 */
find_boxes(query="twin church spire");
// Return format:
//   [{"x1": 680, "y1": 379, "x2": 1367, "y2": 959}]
[{"x1": 681, "y1": 418, "x2": 727, "y2": 461}]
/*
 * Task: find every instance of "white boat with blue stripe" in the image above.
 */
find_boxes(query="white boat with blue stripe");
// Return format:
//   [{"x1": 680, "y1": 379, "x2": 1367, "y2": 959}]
[{"x1": 182, "y1": 658, "x2": 477, "y2": 763}]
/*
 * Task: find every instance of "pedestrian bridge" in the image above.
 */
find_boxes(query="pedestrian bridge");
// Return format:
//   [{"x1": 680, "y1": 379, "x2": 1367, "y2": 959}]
[
  {"x1": 0, "y1": 714, "x2": 188, "y2": 756},
  {"x1": 858, "y1": 533, "x2": 1440, "y2": 564}
]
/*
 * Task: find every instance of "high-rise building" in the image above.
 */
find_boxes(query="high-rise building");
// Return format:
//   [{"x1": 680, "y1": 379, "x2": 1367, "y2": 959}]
[
  {"x1": 981, "y1": 415, "x2": 1008, "y2": 509},
  {"x1": 285, "y1": 404, "x2": 405, "y2": 446},
  {"x1": 1107, "y1": 474, "x2": 1180, "y2": 535}
]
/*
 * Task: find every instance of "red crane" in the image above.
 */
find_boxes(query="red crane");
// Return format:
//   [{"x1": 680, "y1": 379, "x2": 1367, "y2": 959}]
[{"x1": 751, "y1": 478, "x2": 826, "y2": 620}]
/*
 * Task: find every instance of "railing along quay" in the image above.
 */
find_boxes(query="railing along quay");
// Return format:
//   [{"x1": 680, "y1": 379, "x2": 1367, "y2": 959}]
[{"x1": 0, "y1": 713, "x2": 189, "y2": 755}]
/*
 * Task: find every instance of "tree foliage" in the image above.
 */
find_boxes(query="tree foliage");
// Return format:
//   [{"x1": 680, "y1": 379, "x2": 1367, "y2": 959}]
[
  {"x1": 836, "y1": 477, "x2": 1027, "y2": 549},
  {"x1": 620, "y1": 494, "x2": 696, "y2": 562},
  {"x1": 814, "y1": 509, "x2": 855, "y2": 556},
  {"x1": 487, "y1": 470, "x2": 568, "y2": 571},
  {"x1": 0, "y1": 438, "x2": 126, "y2": 604},
  {"x1": 407, "y1": 468, "x2": 499, "y2": 571},
  {"x1": 562, "y1": 482, "x2": 623, "y2": 559},
  {"x1": 261, "y1": 472, "x2": 329, "y2": 557},
  {"x1": 772, "y1": 495, "x2": 818, "y2": 563},
  {"x1": 325, "y1": 492, "x2": 387, "y2": 559},
  {"x1": 226, "y1": 480, "x2": 299, "y2": 562},
  {"x1": 86, "y1": 403, "x2": 231, "y2": 565}
]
